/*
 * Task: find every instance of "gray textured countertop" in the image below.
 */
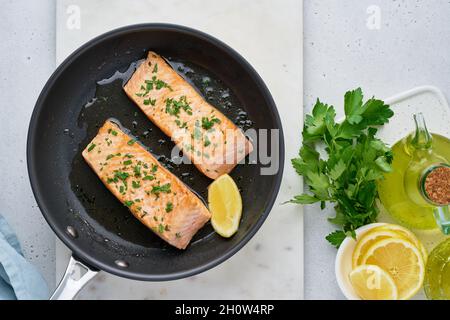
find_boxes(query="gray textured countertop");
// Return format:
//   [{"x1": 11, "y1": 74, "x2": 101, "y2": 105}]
[
  {"x1": 304, "y1": 0, "x2": 450, "y2": 299},
  {"x1": 0, "y1": 0, "x2": 56, "y2": 288}
]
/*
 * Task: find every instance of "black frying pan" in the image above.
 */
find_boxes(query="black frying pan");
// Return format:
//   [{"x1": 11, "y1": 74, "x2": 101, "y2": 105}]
[{"x1": 27, "y1": 24, "x2": 284, "y2": 299}]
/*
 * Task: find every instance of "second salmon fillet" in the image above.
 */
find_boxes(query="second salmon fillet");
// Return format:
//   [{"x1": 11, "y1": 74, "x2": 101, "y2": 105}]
[
  {"x1": 124, "y1": 51, "x2": 253, "y2": 180},
  {"x1": 82, "y1": 120, "x2": 211, "y2": 250}
]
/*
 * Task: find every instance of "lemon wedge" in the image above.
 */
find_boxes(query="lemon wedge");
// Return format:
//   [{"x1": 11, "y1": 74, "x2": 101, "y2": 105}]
[
  {"x1": 208, "y1": 174, "x2": 242, "y2": 238},
  {"x1": 361, "y1": 238, "x2": 425, "y2": 300},
  {"x1": 349, "y1": 265, "x2": 398, "y2": 300}
]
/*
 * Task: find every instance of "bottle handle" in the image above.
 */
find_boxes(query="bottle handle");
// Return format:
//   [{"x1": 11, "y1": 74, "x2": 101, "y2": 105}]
[{"x1": 433, "y1": 205, "x2": 450, "y2": 235}]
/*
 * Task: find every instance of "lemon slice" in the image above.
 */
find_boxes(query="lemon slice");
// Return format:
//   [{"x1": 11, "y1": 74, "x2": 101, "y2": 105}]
[
  {"x1": 353, "y1": 224, "x2": 428, "y2": 268},
  {"x1": 376, "y1": 224, "x2": 428, "y2": 263},
  {"x1": 352, "y1": 229, "x2": 406, "y2": 269},
  {"x1": 361, "y1": 238, "x2": 425, "y2": 300},
  {"x1": 208, "y1": 174, "x2": 242, "y2": 238},
  {"x1": 349, "y1": 265, "x2": 398, "y2": 300}
]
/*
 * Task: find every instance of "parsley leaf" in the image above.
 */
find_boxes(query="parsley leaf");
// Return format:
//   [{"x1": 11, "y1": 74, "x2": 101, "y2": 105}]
[
  {"x1": 151, "y1": 183, "x2": 171, "y2": 196},
  {"x1": 165, "y1": 202, "x2": 173, "y2": 213},
  {"x1": 288, "y1": 194, "x2": 320, "y2": 204},
  {"x1": 201, "y1": 116, "x2": 221, "y2": 130},
  {"x1": 325, "y1": 231, "x2": 347, "y2": 249},
  {"x1": 142, "y1": 175, "x2": 155, "y2": 181},
  {"x1": 124, "y1": 200, "x2": 134, "y2": 207},
  {"x1": 87, "y1": 143, "x2": 96, "y2": 152},
  {"x1": 165, "y1": 96, "x2": 192, "y2": 117}
]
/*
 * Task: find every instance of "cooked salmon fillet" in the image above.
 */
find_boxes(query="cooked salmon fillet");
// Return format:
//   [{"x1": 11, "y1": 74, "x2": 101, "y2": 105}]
[
  {"x1": 124, "y1": 51, "x2": 253, "y2": 180},
  {"x1": 82, "y1": 120, "x2": 211, "y2": 250}
]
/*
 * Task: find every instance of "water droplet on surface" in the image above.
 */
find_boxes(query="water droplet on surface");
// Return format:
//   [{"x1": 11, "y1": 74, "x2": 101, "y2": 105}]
[
  {"x1": 115, "y1": 260, "x2": 129, "y2": 268},
  {"x1": 205, "y1": 87, "x2": 214, "y2": 95},
  {"x1": 202, "y1": 76, "x2": 211, "y2": 84},
  {"x1": 66, "y1": 226, "x2": 78, "y2": 238},
  {"x1": 142, "y1": 130, "x2": 150, "y2": 138},
  {"x1": 221, "y1": 91, "x2": 230, "y2": 99}
]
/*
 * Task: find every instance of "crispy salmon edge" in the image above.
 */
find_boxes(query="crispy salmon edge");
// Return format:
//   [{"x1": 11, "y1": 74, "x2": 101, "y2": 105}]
[
  {"x1": 123, "y1": 51, "x2": 254, "y2": 180},
  {"x1": 81, "y1": 120, "x2": 211, "y2": 250}
]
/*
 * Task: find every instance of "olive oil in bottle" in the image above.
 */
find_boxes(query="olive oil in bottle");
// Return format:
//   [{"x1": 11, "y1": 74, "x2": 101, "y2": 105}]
[
  {"x1": 424, "y1": 238, "x2": 450, "y2": 300},
  {"x1": 378, "y1": 113, "x2": 450, "y2": 231}
]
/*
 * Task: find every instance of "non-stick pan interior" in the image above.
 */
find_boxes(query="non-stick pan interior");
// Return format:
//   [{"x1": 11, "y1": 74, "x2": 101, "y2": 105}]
[{"x1": 28, "y1": 24, "x2": 283, "y2": 280}]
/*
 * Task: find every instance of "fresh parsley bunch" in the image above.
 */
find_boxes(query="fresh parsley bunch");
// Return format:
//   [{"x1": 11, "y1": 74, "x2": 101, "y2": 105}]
[{"x1": 292, "y1": 88, "x2": 394, "y2": 248}]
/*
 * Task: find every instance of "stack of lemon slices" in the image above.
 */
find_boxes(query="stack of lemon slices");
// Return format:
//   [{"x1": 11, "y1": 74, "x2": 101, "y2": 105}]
[{"x1": 349, "y1": 224, "x2": 427, "y2": 300}]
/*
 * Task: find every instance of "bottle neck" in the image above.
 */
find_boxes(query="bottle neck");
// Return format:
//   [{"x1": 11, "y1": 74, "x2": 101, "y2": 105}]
[{"x1": 411, "y1": 113, "x2": 433, "y2": 150}]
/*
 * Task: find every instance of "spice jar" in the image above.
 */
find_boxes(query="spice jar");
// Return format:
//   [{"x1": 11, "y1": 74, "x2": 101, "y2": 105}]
[{"x1": 422, "y1": 165, "x2": 450, "y2": 206}]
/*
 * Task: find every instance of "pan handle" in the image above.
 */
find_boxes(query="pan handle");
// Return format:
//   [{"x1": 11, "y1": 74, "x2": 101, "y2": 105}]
[{"x1": 50, "y1": 256, "x2": 98, "y2": 300}]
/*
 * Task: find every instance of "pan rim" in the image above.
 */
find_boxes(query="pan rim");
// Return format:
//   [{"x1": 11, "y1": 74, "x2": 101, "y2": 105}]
[{"x1": 27, "y1": 23, "x2": 285, "y2": 281}]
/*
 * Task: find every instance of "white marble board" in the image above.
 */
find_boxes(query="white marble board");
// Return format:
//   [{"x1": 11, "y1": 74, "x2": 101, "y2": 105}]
[{"x1": 55, "y1": 0, "x2": 303, "y2": 299}]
